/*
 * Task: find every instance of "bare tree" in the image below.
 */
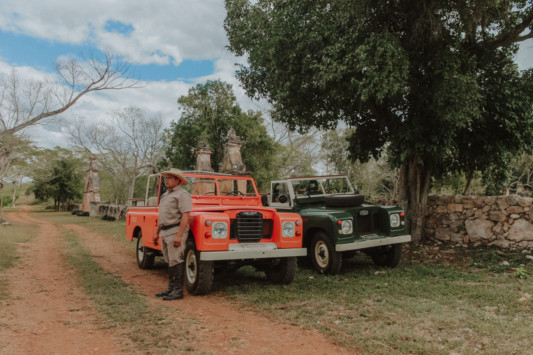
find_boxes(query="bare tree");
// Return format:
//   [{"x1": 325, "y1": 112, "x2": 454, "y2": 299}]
[
  {"x1": 0, "y1": 52, "x2": 138, "y2": 138},
  {"x1": 260, "y1": 105, "x2": 321, "y2": 177},
  {"x1": 0, "y1": 51, "x2": 139, "y2": 184},
  {"x1": 0, "y1": 135, "x2": 33, "y2": 221},
  {"x1": 68, "y1": 106, "x2": 165, "y2": 204}
]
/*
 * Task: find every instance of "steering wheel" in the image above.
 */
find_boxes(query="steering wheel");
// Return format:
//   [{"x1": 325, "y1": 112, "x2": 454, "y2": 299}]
[
  {"x1": 200, "y1": 191, "x2": 216, "y2": 196},
  {"x1": 226, "y1": 190, "x2": 244, "y2": 196}
]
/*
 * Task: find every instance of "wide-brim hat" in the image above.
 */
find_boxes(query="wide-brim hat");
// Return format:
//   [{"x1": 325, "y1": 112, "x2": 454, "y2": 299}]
[{"x1": 161, "y1": 168, "x2": 188, "y2": 185}]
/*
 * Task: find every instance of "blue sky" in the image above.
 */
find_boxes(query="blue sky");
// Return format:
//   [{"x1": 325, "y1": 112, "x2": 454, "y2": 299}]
[
  {"x1": 0, "y1": 1, "x2": 532, "y2": 149},
  {"x1": 0, "y1": 30, "x2": 215, "y2": 82}
]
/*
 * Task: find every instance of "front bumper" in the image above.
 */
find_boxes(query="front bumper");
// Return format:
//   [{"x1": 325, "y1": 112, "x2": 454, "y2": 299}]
[
  {"x1": 199, "y1": 242, "x2": 307, "y2": 261},
  {"x1": 336, "y1": 234, "x2": 411, "y2": 252}
]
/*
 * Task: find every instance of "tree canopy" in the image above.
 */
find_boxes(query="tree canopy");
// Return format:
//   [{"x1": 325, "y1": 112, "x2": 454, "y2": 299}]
[
  {"x1": 161, "y1": 80, "x2": 276, "y2": 189},
  {"x1": 225, "y1": 0, "x2": 533, "y2": 240},
  {"x1": 31, "y1": 150, "x2": 84, "y2": 210}
]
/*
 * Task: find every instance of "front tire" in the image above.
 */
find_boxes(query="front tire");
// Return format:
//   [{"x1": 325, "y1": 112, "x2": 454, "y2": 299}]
[
  {"x1": 310, "y1": 231, "x2": 342, "y2": 275},
  {"x1": 184, "y1": 239, "x2": 214, "y2": 295},
  {"x1": 370, "y1": 244, "x2": 402, "y2": 267},
  {"x1": 136, "y1": 231, "x2": 155, "y2": 269},
  {"x1": 265, "y1": 257, "x2": 297, "y2": 284}
]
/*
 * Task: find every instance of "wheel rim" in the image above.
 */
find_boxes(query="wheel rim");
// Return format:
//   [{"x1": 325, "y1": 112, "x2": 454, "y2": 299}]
[
  {"x1": 314, "y1": 240, "x2": 329, "y2": 268},
  {"x1": 137, "y1": 238, "x2": 145, "y2": 262},
  {"x1": 186, "y1": 249, "x2": 197, "y2": 284}
]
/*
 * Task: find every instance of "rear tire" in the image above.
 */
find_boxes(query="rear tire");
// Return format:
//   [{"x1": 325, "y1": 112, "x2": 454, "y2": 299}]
[
  {"x1": 265, "y1": 257, "x2": 297, "y2": 284},
  {"x1": 370, "y1": 244, "x2": 402, "y2": 267},
  {"x1": 184, "y1": 239, "x2": 214, "y2": 295},
  {"x1": 136, "y1": 231, "x2": 155, "y2": 269},
  {"x1": 310, "y1": 231, "x2": 342, "y2": 275}
]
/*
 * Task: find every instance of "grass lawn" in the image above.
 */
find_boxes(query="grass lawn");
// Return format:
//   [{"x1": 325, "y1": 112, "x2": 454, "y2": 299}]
[{"x1": 3, "y1": 210, "x2": 533, "y2": 354}]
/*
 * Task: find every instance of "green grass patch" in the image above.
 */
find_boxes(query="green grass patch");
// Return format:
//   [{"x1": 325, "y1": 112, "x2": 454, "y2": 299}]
[
  {"x1": 216, "y1": 251, "x2": 533, "y2": 355},
  {"x1": 37, "y1": 211, "x2": 129, "y2": 243},
  {"x1": 0, "y1": 218, "x2": 35, "y2": 301}
]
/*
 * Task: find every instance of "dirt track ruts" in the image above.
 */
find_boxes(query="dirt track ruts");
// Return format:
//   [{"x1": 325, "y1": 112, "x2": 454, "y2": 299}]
[{"x1": 0, "y1": 209, "x2": 355, "y2": 354}]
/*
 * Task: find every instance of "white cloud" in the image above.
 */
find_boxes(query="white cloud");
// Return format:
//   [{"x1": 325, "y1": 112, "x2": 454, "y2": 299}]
[
  {"x1": 0, "y1": 0, "x2": 228, "y2": 65},
  {"x1": 516, "y1": 39, "x2": 533, "y2": 71}
]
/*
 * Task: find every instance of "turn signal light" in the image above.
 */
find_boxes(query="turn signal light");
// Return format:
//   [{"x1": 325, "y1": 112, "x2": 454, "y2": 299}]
[{"x1": 205, "y1": 232, "x2": 212, "y2": 239}]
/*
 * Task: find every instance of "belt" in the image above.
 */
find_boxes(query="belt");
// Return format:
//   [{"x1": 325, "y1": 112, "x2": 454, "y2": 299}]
[{"x1": 161, "y1": 222, "x2": 180, "y2": 230}]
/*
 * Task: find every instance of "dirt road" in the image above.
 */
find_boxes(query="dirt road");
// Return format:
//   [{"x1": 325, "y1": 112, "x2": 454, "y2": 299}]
[{"x1": 0, "y1": 208, "x2": 354, "y2": 354}]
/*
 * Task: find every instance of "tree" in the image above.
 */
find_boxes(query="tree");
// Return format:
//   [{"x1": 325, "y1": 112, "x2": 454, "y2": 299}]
[
  {"x1": 321, "y1": 128, "x2": 400, "y2": 200},
  {"x1": 0, "y1": 51, "x2": 138, "y2": 184},
  {"x1": 0, "y1": 135, "x2": 34, "y2": 220},
  {"x1": 265, "y1": 109, "x2": 320, "y2": 178},
  {"x1": 162, "y1": 80, "x2": 276, "y2": 190},
  {"x1": 30, "y1": 151, "x2": 84, "y2": 210},
  {"x1": 225, "y1": 0, "x2": 533, "y2": 241},
  {"x1": 68, "y1": 106, "x2": 165, "y2": 204}
]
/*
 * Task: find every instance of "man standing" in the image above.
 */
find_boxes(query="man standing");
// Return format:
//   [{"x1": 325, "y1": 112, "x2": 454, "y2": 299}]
[{"x1": 153, "y1": 168, "x2": 192, "y2": 301}]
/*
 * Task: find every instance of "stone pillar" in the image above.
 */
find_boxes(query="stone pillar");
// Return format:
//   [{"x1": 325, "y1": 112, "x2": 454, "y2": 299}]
[
  {"x1": 220, "y1": 128, "x2": 247, "y2": 174},
  {"x1": 219, "y1": 128, "x2": 249, "y2": 194},
  {"x1": 82, "y1": 156, "x2": 101, "y2": 212},
  {"x1": 196, "y1": 139, "x2": 213, "y2": 172}
]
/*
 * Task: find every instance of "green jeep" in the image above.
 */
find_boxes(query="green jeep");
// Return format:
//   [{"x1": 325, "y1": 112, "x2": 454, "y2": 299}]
[{"x1": 262, "y1": 175, "x2": 411, "y2": 275}]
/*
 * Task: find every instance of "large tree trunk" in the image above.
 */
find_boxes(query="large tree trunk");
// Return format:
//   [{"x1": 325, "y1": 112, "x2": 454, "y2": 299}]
[{"x1": 399, "y1": 153, "x2": 432, "y2": 243}]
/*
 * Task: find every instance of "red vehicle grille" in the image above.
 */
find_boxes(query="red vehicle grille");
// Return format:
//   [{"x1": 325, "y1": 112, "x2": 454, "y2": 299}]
[{"x1": 231, "y1": 211, "x2": 272, "y2": 242}]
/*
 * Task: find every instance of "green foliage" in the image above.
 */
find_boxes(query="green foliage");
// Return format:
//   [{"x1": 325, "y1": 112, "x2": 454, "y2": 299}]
[
  {"x1": 225, "y1": 0, "x2": 533, "y2": 239},
  {"x1": 161, "y1": 80, "x2": 276, "y2": 189},
  {"x1": 515, "y1": 267, "x2": 528, "y2": 279},
  {"x1": 29, "y1": 148, "x2": 85, "y2": 209},
  {"x1": 1, "y1": 195, "x2": 12, "y2": 206}
]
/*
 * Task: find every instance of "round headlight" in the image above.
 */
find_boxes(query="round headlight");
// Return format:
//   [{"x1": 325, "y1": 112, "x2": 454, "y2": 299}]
[
  {"x1": 390, "y1": 214, "x2": 400, "y2": 227},
  {"x1": 282, "y1": 221, "x2": 295, "y2": 237},
  {"x1": 212, "y1": 222, "x2": 228, "y2": 239},
  {"x1": 341, "y1": 220, "x2": 353, "y2": 234}
]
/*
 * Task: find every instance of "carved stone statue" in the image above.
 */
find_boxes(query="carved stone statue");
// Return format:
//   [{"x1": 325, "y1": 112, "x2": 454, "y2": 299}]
[
  {"x1": 81, "y1": 156, "x2": 101, "y2": 212},
  {"x1": 220, "y1": 128, "x2": 247, "y2": 174}
]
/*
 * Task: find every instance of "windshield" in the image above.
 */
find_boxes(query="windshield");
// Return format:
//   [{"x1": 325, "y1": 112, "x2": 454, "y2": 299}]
[
  {"x1": 291, "y1": 176, "x2": 353, "y2": 198},
  {"x1": 184, "y1": 176, "x2": 258, "y2": 197}
]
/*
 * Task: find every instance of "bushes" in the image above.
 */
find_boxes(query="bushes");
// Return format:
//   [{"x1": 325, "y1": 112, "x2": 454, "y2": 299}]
[{"x1": 1, "y1": 195, "x2": 12, "y2": 207}]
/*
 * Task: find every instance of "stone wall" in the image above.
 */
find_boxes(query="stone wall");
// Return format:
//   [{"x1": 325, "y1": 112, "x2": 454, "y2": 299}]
[{"x1": 425, "y1": 195, "x2": 533, "y2": 248}]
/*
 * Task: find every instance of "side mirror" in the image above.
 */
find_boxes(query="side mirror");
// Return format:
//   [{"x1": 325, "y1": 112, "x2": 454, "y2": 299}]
[
  {"x1": 261, "y1": 194, "x2": 269, "y2": 206},
  {"x1": 354, "y1": 189, "x2": 360, "y2": 194}
]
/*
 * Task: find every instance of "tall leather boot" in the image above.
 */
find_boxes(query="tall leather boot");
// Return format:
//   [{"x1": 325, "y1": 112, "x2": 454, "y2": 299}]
[
  {"x1": 163, "y1": 263, "x2": 184, "y2": 301},
  {"x1": 155, "y1": 265, "x2": 176, "y2": 297}
]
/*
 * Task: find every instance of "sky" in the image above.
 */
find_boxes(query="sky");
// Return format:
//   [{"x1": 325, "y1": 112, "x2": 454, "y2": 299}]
[
  {"x1": 0, "y1": 1, "x2": 532, "y2": 149},
  {"x1": 0, "y1": 0, "x2": 257, "y2": 149}
]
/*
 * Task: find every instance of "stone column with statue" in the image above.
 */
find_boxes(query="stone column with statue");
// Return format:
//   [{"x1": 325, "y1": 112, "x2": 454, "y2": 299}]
[
  {"x1": 81, "y1": 156, "x2": 101, "y2": 213},
  {"x1": 219, "y1": 128, "x2": 249, "y2": 194}
]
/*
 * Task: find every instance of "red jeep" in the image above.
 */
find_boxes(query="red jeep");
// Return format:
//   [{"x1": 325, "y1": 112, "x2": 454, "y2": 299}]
[{"x1": 126, "y1": 171, "x2": 305, "y2": 295}]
